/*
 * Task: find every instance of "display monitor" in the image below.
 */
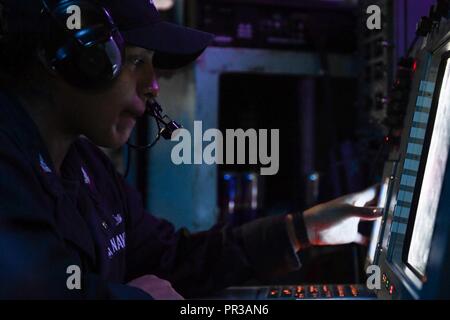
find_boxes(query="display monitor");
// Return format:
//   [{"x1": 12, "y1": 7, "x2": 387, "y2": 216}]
[{"x1": 405, "y1": 56, "x2": 450, "y2": 278}]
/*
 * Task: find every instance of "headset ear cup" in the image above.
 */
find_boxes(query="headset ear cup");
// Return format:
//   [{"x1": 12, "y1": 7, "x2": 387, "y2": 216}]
[
  {"x1": 78, "y1": 45, "x2": 111, "y2": 78},
  {"x1": 72, "y1": 36, "x2": 123, "y2": 89},
  {"x1": 40, "y1": 0, "x2": 125, "y2": 90}
]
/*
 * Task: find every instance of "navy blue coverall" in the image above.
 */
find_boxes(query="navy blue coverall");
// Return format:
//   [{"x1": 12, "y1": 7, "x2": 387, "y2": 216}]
[{"x1": 0, "y1": 91, "x2": 301, "y2": 299}]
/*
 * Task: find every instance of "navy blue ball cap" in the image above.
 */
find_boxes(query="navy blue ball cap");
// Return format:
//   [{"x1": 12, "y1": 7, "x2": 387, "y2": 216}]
[
  {"x1": 121, "y1": 22, "x2": 214, "y2": 69},
  {"x1": 99, "y1": 0, "x2": 214, "y2": 69}
]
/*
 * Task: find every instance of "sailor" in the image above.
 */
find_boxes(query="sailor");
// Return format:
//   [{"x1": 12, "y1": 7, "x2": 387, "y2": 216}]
[{"x1": 0, "y1": 0, "x2": 382, "y2": 299}]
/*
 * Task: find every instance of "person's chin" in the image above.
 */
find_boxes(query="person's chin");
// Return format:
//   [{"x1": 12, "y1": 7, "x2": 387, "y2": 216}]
[
  {"x1": 111, "y1": 131, "x2": 133, "y2": 148},
  {"x1": 92, "y1": 129, "x2": 133, "y2": 149},
  {"x1": 110, "y1": 119, "x2": 136, "y2": 146}
]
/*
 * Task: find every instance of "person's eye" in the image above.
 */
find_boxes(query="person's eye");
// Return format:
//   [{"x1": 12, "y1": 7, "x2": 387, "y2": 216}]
[
  {"x1": 126, "y1": 56, "x2": 146, "y2": 67},
  {"x1": 132, "y1": 58, "x2": 145, "y2": 66}
]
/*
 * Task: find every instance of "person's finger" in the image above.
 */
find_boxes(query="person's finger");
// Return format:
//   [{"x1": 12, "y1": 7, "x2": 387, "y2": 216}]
[
  {"x1": 331, "y1": 184, "x2": 380, "y2": 206},
  {"x1": 349, "y1": 206, "x2": 383, "y2": 220},
  {"x1": 354, "y1": 233, "x2": 370, "y2": 246},
  {"x1": 352, "y1": 185, "x2": 379, "y2": 207}
]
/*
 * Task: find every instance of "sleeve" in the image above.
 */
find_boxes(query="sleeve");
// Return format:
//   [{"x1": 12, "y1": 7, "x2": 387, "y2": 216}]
[
  {"x1": 0, "y1": 132, "x2": 151, "y2": 299},
  {"x1": 118, "y1": 174, "x2": 302, "y2": 298}
]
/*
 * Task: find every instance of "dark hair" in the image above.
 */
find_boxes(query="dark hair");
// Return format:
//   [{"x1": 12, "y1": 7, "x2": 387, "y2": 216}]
[{"x1": 0, "y1": 1, "x2": 46, "y2": 91}]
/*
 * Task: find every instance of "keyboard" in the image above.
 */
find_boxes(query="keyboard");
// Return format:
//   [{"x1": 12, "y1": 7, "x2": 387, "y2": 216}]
[
  {"x1": 206, "y1": 284, "x2": 376, "y2": 300},
  {"x1": 266, "y1": 284, "x2": 376, "y2": 299}
]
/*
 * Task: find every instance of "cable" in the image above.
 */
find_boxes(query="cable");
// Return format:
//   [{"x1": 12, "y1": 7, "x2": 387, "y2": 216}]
[
  {"x1": 124, "y1": 130, "x2": 162, "y2": 176},
  {"x1": 123, "y1": 98, "x2": 182, "y2": 178}
]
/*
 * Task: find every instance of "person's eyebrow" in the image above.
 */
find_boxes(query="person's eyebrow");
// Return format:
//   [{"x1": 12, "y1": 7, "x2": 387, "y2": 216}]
[{"x1": 126, "y1": 48, "x2": 154, "y2": 59}]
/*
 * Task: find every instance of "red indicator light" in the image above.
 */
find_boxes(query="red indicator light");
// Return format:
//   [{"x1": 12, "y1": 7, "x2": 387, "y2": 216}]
[
  {"x1": 282, "y1": 289, "x2": 292, "y2": 295},
  {"x1": 412, "y1": 60, "x2": 417, "y2": 72},
  {"x1": 309, "y1": 286, "x2": 319, "y2": 297},
  {"x1": 389, "y1": 285, "x2": 395, "y2": 295},
  {"x1": 337, "y1": 285, "x2": 345, "y2": 297}
]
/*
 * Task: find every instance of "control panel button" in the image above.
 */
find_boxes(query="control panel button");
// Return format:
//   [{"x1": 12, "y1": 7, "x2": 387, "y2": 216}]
[
  {"x1": 389, "y1": 285, "x2": 395, "y2": 295},
  {"x1": 309, "y1": 285, "x2": 320, "y2": 298},
  {"x1": 281, "y1": 288, "x2": 293, "y2": 297},
  {"x1": 336, "y1": 285, "x2": 347, "y2": 298},
  {"x1": 322, "y1": 285, "x2": 333, "y2": 298},
  {"x1": 295, "y1": 286, "x2": 305, "y2": 299},
  {"x1": 268, "y1": 288, "x2": 279, "y2": 298},
  {"x1": 349, "y1": 285, "x2": 359, "y2": 297}
]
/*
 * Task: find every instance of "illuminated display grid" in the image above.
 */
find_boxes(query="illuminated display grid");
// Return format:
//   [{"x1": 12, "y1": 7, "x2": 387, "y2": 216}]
[{"x1": 407, "y1": 59, "x2": 450, "y2": 276}]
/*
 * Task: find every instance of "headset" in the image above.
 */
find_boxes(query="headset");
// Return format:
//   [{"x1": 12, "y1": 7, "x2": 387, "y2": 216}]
[
  {"x1": 40, "y1": 0, "x2": 124, "y2": 90},
  {"x1": 39, "y1": 0, "x2": 182, "y2": 177}
]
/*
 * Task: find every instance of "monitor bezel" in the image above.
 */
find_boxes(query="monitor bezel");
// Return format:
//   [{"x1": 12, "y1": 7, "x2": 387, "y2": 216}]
[{"x1": 402, "y1": 50, "x2": 450, "y2": 282}]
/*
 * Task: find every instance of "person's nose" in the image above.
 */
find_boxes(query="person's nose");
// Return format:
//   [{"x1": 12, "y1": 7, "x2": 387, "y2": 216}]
[
  {"x1": 146, "y1": 78, "x2": 160, "y2": 98},
  {"x1": 139, "y1": 68, "x2": 160, "y2": 100}
]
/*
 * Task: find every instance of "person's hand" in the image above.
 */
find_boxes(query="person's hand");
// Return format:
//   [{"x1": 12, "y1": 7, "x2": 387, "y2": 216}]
[
  {"x1": 302, "y1": 185, "x2": 383, "y2": 246},
  {"x1": 127, "y1": 275, "x2": 184, "y2": 300}
]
